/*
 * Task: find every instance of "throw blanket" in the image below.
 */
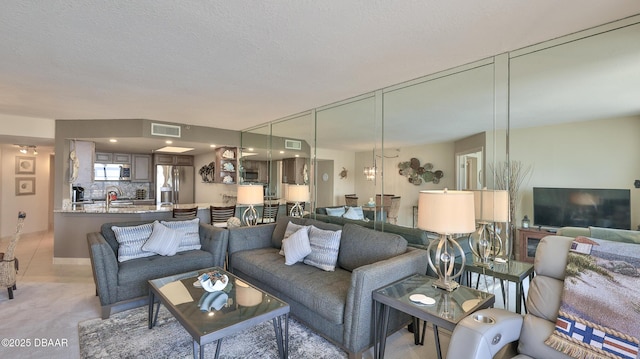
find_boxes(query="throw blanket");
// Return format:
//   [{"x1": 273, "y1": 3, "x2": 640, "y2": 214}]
[{"x1": 545, "y1": 237, "x2": 640, "y2": 359}]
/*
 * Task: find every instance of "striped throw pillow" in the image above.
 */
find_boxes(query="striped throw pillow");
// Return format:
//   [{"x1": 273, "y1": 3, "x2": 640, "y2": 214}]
[
  {"x1": 303, "y1": 225, "x2": 342, "y2": 271},
  {"x1": 111, "y1": 222, "x2": 155, "y2": 262},
  {"x1": 161, "y1": 218, "x2": 202, "y2": 252},
  {"x1": 142, "y1": 221, "x2": 181, "y2": 256}
]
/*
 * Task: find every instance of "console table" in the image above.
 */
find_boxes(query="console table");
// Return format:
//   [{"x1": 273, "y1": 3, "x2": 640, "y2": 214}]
[{"x1": 517, "y1": 228, "x2": 554, "y2": 262}]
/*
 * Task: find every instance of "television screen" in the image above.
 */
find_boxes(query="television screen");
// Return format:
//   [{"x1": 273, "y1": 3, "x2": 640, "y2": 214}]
[{"x1": 533, "y1": 187, "x2": 630, "y2": 230}]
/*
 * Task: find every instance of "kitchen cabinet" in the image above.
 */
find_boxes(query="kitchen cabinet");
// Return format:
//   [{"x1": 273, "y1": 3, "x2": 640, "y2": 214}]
[
  {"x1": 96, "y1": 152, "x2": 131, "y2": 164},
  {"x1": 153, "y1": 154, "x2": 194, "y2": 166},
  {"x1": 95, "y1": 152, "x2": 112, "y2": 163},
  {"x1": 113, "y1": 153, "x2": 131, "y2": 164},
  {"x1": 131, "y1": 154, "x2": 152, "y2": 182},
  {"x1": 214, "y1": 147, "x2": 237, "y2": 184},
  {"x1": 243, "y1": 160, "x2": 269, "y2": 183},
  {"x1": 282, "y1": 157, "x2": 308, "y2": 184}
]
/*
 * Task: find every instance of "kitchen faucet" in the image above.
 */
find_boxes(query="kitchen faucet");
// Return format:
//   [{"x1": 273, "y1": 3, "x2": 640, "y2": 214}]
[{"x1": 105, "y1": 185, "x2": 123, "y2": 211}]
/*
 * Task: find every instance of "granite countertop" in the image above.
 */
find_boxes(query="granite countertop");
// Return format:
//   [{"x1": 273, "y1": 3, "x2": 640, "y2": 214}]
[{"x1": 54, "y1": 202, "x2": 225, "y2": 214}]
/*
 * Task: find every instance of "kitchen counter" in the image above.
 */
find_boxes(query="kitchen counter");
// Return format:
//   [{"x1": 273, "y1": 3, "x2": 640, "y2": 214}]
[
  {"x1": 53, "y1": 203, "x2": 229, "y2": 261},
  {"x1": 54, "y1": 202, "x2": 221, "y2": 214}
]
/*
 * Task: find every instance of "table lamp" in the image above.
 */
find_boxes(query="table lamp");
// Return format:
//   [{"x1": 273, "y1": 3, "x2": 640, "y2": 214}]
[
  {"x1": 471, "y1": 189, "x2": 509, "y2": 267},
  {"x1": 237, "y1": 184, "x2": 263, "y2": 226},
  {"x1": 418, "y1": 189, "x2": 475, "y2": 291},
  {"x1": 287, "y1": 184, "x2": 309, "y2": 217}
]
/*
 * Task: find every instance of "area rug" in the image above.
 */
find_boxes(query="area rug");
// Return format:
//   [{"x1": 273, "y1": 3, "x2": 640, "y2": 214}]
[{"x1": 78, "y1": 305, "x2": 347, "y2": 358}]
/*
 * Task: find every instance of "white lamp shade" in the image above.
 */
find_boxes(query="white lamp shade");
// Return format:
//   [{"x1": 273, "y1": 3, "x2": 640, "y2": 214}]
[
  {"x1": 417, "y1": 190, "x2": 476, "y2": 234},
  {"x1": 287, "y1": 185, "x2": 309, "y2": 202},
  {"x1": 236, "y1": 185, "x2": 263, "y2": 205},
  {"x1": 473, "y1": 189, "x2": 509, "y2": 222}
]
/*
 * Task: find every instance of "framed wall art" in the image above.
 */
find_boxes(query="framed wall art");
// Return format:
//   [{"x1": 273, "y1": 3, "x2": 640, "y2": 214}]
[
  {"x1": 15, "y1": 156, "x2": 36, "y2": 175},
  {"x1": 16, "y1": 177, "x2": 36, "y2": 196}
]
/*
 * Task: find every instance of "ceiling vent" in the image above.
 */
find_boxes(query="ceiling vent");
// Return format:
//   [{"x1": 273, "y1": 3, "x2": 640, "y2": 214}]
[
  {"x1": 151, "y1": 123, "x2": 181, "y2": 138},
  {"x1": 285, "y1": 139, "x2": 302, "y2": 150}
]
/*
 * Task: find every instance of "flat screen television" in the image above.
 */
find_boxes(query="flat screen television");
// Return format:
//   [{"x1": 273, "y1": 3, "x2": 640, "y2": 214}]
[{"x1": 533, "y1": 187, "x2": 630, "y2": 230}]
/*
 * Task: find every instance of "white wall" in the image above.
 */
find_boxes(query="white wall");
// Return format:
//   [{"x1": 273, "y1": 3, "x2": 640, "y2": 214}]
[
  {"x1": 511, "y1": 116, "x2": 640, "y2": 229},
  {"x1": 0, "y1": 144, "x2": 53, "y2": 237}
]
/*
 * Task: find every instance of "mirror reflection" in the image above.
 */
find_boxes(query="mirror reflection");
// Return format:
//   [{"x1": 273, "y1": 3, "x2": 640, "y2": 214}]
[
  {"x1": 240, "y1": 16, "x2": 640, "y2": 242},
  {"x1": 509, "y1": 20, "x2": 640, "y2": 243}
]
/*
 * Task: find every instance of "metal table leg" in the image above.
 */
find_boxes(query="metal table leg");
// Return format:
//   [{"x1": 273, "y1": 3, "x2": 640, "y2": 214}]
[
  {"x1": 272, "y1": 313, "x2": 289, "y2": 359},
  {"x1": 148, "y1": 291, "x2": 155, "y2": 329},
  {"x1": 433, "y1": 324, "x2": 443, "y2": 359},
  {"x1": 377, "y1": 304, "x2": 391, "y2": 359}
]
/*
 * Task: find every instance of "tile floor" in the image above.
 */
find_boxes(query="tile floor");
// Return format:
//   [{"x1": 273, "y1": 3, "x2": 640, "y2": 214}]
[{"x1": 0, "y1": 229, "x2": 523, "y2": 358}]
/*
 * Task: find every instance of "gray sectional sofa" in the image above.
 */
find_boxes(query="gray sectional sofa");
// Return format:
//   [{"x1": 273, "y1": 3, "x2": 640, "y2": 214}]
[
  {"x1": 227, "y1": 216, "x2": 429, "y2": 359},
  {"x1": 87, "y1": 219, "x2": 228, "y2": 319}
]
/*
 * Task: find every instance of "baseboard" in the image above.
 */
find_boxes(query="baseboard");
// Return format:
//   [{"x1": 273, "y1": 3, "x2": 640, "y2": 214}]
[{"x1": 53, "y1": 257, "x2": 91, "y2": 265}]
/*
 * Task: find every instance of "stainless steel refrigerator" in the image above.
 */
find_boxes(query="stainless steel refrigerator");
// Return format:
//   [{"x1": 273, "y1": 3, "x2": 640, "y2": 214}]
[{"x1": 156, "y1": 165, "x2": 195, "y2": 204}]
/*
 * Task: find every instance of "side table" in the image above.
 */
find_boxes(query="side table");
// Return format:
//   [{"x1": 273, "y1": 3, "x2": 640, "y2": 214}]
[
  {"x1": 373, "y1": 274, "x2": 495, "y2": 359},
  {"x1": 461, "y1": 259, "x2": 534, "y2": 314}
]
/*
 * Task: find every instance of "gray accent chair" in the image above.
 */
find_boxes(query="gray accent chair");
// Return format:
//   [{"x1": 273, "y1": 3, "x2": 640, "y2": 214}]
[
  {"x1": 87, "y1": 219, "x2": 228, "y2": 319},
  {"x1": 228, "y1": 216, "x2": 429, "y2": 359},
  {"x1": 447, "y1": 235, "x2": 575, "y2": 359}
]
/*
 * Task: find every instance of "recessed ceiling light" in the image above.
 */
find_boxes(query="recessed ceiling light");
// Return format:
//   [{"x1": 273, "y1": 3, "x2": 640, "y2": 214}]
[
  {"x1": 155, "y1": 146, "x2": 194, "y2": 153},
  {"x1": 109, "y1": 139, "x2": 117, "y2": 143},
  {"x1": 210, "y1": 144, "x2": 216, "y2": 148}
]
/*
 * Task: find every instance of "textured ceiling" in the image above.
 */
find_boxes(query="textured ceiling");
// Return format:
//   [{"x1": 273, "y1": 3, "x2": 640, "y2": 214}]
[{"x1": 1, "y1": 0, "x2": 640, "y2": 137}]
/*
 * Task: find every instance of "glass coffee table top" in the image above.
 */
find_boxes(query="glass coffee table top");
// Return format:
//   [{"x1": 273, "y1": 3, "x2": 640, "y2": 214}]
[
  {"x1": 148, "y1": 267, "x2": 288, "y2": 337},
  {"x1": 374, "y1": 274, "x2": 494, "y2": 329}
]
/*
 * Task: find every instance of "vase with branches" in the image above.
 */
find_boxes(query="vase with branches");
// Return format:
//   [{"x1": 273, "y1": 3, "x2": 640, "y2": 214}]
[{"x1": 489, "y1": 160, "x2": 533, "y2": 260}]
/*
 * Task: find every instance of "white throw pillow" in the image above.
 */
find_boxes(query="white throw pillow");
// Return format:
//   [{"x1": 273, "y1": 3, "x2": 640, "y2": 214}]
[
  {"x1": 325, "y1": 206, "x2": 346, "y2": 217},
  {"x1": 303, "y1": 225, "x2": 342, "y2": 271},
  {"x1": 161, "y1": 218, "x2": 202, "y2": 252},
  {"x1": 282, "y1": 227, "x2": 312, "y2": 265},
  {"x1": 343, "y1": 206, "x2": 364, "y2": 220},
  {"x1": 111, "y1": 222, "x2": 155, "y2": 262},
  {"x1": 142, "y1": 221, "x2": 181, "y2": 256},
  {"x1": 279, "y1": 221, "x2": 310, "y2": 256}
]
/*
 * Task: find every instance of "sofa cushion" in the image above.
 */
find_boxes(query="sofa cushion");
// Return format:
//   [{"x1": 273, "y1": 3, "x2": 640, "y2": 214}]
[
  {"x1": 589, "y1": 226, "x2": 640, "y2": 244},
  {"x1": 142, "y1": 221, "x2": 181, "y2": 256},
  {"x1": 117, "y1": 250, "x2": 215, "y2": 296},
  {"x1": 301, "y1": 218, "x2": 343, "y2": 232},
  {"x1": 272, "y1": 217, "x2": 308, "y2": 249},
  {"x1": 111, "y1": 222, "x2": 156, "y2": 262},
  {"x1": 338, "y1": 223, "x2": 408, "y2": 272},
  {"x1": 232, "y1": 248, "x2": 351, "y2": 325},
  {"x1": 303, "y1": 225, "x2": 342, "y2": 271},
  {"x1": 282, "y1": 227, "x2": 312, "y2": 265},
  {"x1": 161, "y1": 218, "x2": 202, "y2": 252}
]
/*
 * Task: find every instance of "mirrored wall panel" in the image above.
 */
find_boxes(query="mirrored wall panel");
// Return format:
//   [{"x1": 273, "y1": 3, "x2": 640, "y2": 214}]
[{"x1": 509, "y1": 19, "x2": 640, "y2": 238}]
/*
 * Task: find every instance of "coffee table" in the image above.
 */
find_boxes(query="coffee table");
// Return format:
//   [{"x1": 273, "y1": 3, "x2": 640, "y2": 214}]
[
  {"x1": 373, "y1": 274, "x2": 495, "y2": 359},
  {"x1": 148, "y1": 267, "x2": 290, "y2": 359}
]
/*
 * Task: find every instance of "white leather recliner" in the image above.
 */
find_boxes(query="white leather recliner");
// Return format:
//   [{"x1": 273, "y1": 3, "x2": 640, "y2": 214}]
[{"x1": 448, "y1": 235, "x2": 574, "y2": 359}]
